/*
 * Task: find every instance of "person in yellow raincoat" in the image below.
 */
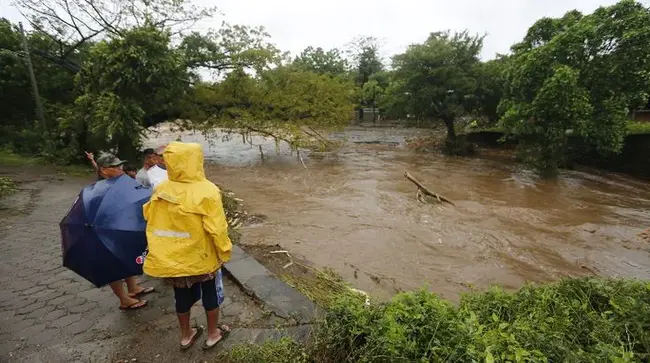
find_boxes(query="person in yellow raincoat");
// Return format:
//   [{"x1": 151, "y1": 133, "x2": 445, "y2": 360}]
[{"x1": 142, "y1": 142, "x2": 232, "y2": 351}]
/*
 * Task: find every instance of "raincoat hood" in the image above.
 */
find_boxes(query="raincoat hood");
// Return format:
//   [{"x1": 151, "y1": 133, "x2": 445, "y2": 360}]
[
  {"x1": 142, "y1": 141, "x2": 232, "y2": 278},
  {"x1": 164, "y1": 142, "x2": 206, "y2": 182}
]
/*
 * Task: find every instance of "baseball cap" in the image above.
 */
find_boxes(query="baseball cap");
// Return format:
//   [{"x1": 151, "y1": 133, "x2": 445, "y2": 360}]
[{"x1": 96, "y1": 153, "x2": 127, "y2": 168}]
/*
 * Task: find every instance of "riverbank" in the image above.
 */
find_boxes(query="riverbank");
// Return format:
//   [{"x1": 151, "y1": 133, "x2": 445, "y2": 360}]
[{"x1": 464, "y1": 124, "x2": 650, "y2": 180}]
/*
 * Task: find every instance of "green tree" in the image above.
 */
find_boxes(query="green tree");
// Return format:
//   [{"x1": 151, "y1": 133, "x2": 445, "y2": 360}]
[
  {"x1": 0, "y1": 18, "x2": 82, "y2": 155},
  {"x1": 362, "y1": 79, "x2": 383, "y2": 121},
  {"x1": 0, "y1": 19, "x2": 32, "y2": 127},
  {"x1": 15, "y1": 0, "x2": 215, "y2": 60},
  {"x1": 180, "y1": 24, "x2": 280, "y2": 77},
  {"x1": 74, "y1": 25, "x2": 188, "y2": 160},
  {"x1": 183, "y1": 66, "x2": 355, "y2": 150},
  {"x1": 473, "y1": 56, "x2": 508, "y2": 124},
  {"x1": 500, "y1": 0, "x2": 650, "y2": 175},
  {"x1": 347, "y1": 36, "x2": 384, "y2": 87},
  {"x1": 390, "y1": 31, "x2": 484, "y2": 142},
  {"x1": 293, "y1": 46, "x2": 348, "y2": 77}
]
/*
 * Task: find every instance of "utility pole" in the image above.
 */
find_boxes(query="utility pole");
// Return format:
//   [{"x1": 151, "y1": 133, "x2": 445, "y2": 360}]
[{"x1": 18, "y1": 22, "x2": 47, "y2": 133}]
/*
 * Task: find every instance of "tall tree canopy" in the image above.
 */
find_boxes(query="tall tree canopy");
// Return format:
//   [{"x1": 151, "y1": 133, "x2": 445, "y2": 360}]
[
  {"x1": 389, "y1": 31, "x2": 484, "y2": 142},
  {"x1": 347, "y1": 36, "x2": 384, "y2": 87},
  {"x1": 473, "y1": 56, "x2": 508, "y2": 124},
  {"x1": 74, "y1": 24, "x2": 188, "y2": 159},
  {"x1": 15, "y1": 0, "x2": 214, "y2": 60},
  {"x1": 293, "y1": 46, "x2": 348, "y2": 78},
  {"x1": 180, "y1": 65, "x2": 355, "y2": 150},
  {"x1": 500, "y1": 0, "x2": 650, "y2": 175},
  {"x1": 4, "y1": 0, "x2": 283, "y2": 162}
]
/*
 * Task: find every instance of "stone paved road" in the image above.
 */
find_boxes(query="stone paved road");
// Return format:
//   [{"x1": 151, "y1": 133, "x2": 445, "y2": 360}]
[{"x1": 0, "y1": 171, "x2": 291, "y2": 362}]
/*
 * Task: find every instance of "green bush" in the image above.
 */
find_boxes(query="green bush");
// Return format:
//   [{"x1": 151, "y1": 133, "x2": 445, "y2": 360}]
[
  {"x1": 313, "y1": 278, "x2": 650, "y2": 363},
  {"x1": 228, "y1": 278, "x2": 650, "y2": 363},
  {"x1": 0, "y1": 177, "x2": 17, "y2": 197}
]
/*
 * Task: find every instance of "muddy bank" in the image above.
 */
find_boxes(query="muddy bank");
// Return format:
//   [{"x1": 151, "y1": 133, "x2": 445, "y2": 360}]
[{"x1": 145, "y1": 125, "x2": 650, "y2": 301}]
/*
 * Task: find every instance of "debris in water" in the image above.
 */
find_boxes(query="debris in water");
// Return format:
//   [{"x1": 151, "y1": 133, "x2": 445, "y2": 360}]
[
  {"x1": 270, "y1": 250, "x2": 294, "y2": 269},
  {"x1": 405, "y1": 171, "x2": 454, "y2": 206}
]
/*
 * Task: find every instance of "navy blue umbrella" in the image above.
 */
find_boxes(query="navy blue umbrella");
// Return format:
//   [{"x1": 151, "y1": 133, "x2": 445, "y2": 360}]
[{"x1": 60, "y1": 175, "x2": 152, "y2": 287}]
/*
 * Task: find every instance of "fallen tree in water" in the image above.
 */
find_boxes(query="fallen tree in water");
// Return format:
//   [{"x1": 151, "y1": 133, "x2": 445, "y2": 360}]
[{"x1": 404, "y1": 171, "x2": 455, "y2": 205}]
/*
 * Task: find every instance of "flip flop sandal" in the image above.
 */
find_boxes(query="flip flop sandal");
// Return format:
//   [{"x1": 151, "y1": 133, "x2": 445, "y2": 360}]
[
  {"x1": 119, "y1": 299, "x2": 148, "y2": 311},
  {"x1": 202, "y1": 325, "x2": 231, "y2": 350},
  {"x1": 129, "y1": 286, "x2": 155, "y2": 298},
  {"x1": 180, "y1": 326, "x2": 204, "y2": 351}
]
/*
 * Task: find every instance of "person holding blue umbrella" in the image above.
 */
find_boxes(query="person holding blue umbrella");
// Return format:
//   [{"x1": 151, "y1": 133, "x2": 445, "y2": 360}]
[{"x1": 60, "y1": 153, "x2": 155, "y2": 310}]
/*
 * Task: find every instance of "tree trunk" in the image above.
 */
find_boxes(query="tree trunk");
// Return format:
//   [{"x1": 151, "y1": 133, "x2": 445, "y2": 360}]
[{"x1": 444, "y1": 118, "x2": 456, "y2": 141}]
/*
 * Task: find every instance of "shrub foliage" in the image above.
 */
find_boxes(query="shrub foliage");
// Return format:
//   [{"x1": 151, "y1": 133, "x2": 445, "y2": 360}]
[{"x1": 227, "y1": 278, "x2": 650, "y2": 363}]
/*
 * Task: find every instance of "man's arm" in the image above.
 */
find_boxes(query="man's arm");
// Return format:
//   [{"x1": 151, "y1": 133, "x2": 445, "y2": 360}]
[
  {"x1": 85, "y1": 151, "x2": 98, "y2": 171},
  {"x1": 202, "y1": 192, "x2": 232, "y2": 264}
]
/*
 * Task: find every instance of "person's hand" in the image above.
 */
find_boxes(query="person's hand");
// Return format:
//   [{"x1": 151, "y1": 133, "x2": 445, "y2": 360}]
[{"x1": 84, "y1": 151, "x2": 94, "y2": 161}]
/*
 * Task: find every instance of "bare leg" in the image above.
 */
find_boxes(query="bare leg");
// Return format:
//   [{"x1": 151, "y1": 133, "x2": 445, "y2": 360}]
[
  {"x1": 125, "y1": 276, "x2": 144, "y2": 295},
  {"x1": 178, "y1": 312, "x2": 198, "y2": 346},
  {"x1": 109, "y1": 280, "x2": 143, "y2": 308},
  {"x1": 206, "y1": 308, "x2": 228, "y2": 344}
]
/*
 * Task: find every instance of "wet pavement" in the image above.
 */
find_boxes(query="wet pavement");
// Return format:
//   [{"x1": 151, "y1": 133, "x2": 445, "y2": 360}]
[
  {"x1": 0, "y1": 170, "x2": 299, "y2": 362},
  {"x1": 145, "y1": 124, "x2": 650, "y2": 301}
]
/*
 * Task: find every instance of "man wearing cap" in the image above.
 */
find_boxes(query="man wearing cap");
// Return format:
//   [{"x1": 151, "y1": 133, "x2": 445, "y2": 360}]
[
  {"x1": 95, "y1": 153, "x2": 127, "y2": 180},
  {"x1": 92, "y1": 153, "x2": 156, "y2": 310}
]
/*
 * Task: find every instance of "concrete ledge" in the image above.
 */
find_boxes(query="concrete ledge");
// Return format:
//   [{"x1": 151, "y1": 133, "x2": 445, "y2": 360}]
[{"x1": 223, "y1": 245, "x2": 321, "y2": 324}]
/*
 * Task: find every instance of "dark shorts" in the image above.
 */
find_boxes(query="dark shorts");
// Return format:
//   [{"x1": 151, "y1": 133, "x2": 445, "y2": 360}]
[{"x1": 173, "y1": 270, "x2": 225, "y2": 314}]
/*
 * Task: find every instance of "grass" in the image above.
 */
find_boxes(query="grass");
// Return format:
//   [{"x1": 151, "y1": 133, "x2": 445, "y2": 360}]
[
  {"x1": 220, "y1": 337, "x2": 311, "y2": 363},
  {"x1": 626, "y1": 121, "x2": 650, "y2": 135},
  {"x1": 280, "y1": 266, "x2": 352, "y2": 309},
  {"x1": 0, "y1": 150, "x2": 42, "y2": 166},
  {"x1": 0, "y1": 150, "x2": 92, "y2": 177}
]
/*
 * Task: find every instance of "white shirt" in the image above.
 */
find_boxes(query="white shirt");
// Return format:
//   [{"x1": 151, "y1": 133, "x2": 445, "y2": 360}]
[
  {"x1": 147, "y1": 166, "x2": 168, "y2": 187},
  {"x1": 135, "y1": 168, "x2": 150, "y2": 187}
]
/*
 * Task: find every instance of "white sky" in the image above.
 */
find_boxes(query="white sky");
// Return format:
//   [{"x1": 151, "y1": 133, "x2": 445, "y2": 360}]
[{"x1": 0, "y1": 0, "x2": 638, "y2": 61}]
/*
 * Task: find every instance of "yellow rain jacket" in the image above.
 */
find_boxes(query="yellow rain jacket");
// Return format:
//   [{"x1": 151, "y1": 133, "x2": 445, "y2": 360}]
[{"x1": 142, "y1": 142, "x2": 232, "y2": 277}]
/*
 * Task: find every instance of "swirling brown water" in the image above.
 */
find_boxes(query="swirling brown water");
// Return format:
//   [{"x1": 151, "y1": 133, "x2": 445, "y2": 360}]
[{"x1": 147, "y1": 125, "x2": 650, "y2": 301}]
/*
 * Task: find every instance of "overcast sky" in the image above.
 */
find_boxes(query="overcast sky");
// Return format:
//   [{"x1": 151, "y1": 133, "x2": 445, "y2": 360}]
[{"x1": 0, "y1": 0, "x2": 640, "y2": 61}]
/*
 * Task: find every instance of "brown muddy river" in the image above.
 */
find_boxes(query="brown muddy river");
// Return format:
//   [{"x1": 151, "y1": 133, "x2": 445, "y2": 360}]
[{"x1": 146, "y1": 125, "x2": 650, "y2": 301}]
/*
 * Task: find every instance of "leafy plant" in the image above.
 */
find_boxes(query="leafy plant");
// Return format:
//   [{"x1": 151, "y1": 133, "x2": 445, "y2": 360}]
[
  {"x1": 225, "y1": 278, "x2": 650, "y2": 363},
  {"x1": 0, "y1": 177, "x2": 17, "y2": 197},
  {"x1": 500, "y1": 0, "x2": 650, "y2": 176},
  {"x1": 388, "y1": 31, "x2": 484, "y2": 149}
]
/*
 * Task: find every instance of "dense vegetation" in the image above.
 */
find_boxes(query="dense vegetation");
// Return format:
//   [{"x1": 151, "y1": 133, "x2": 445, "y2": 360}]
[
  {"x1": 499, "y1": 0, "x2": 650, "y2": 175},
  {"x1": 224, "y1": 278, "x2": 650, "y2": 363},
  {"x1": 1, "y1": 0, "x2": 650, "y2": 172}
]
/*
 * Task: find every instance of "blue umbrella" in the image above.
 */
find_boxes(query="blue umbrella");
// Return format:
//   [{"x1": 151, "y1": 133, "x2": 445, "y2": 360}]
[{"x1": 60, "y1": 175, "x2": 152, "y2": 287}]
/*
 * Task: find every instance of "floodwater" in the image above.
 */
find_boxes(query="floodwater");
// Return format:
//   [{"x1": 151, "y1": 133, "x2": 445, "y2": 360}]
[{"x1": 146, "y1": 124, "x2": 650, "y2": 301}]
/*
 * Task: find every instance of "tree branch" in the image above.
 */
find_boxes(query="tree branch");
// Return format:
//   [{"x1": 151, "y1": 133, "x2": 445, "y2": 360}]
[{"x1": 404, "y1": 171, "x2": 455, "y2": 205}]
